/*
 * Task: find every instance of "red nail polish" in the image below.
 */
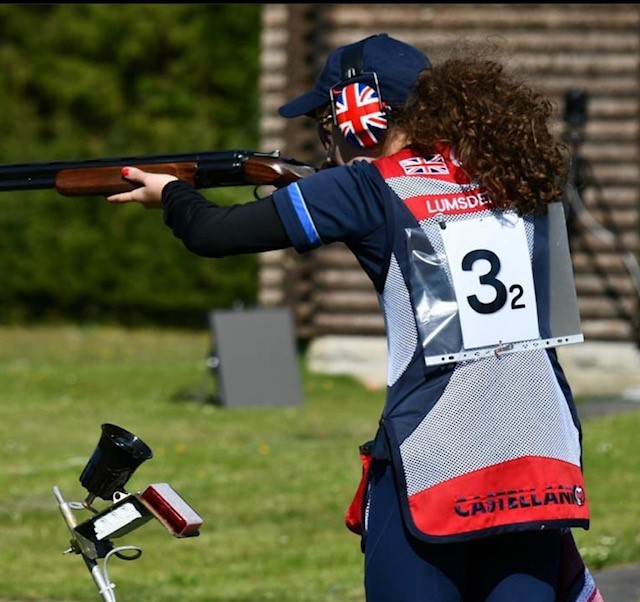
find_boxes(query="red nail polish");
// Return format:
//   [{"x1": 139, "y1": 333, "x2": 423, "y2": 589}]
[{"x1": 122, "y1": 167, "x2": 130, "y2": 177}]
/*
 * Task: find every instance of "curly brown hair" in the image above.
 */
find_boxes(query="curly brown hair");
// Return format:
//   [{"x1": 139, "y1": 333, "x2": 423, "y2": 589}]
[{"x1": 396, "y1": 58, "x2": 569, "y2": 215}]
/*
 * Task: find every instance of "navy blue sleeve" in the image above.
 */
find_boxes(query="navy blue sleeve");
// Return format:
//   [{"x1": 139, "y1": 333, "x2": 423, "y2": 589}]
[
  {"x1": 271, "y1": 161, "x2": 390, "y2": 289},
  {"x1": 271, "y1": 162, "x2": 386, "y2": 253},
  {"x1": 162, "y1": 180, "x2": 291, "y2": 257}
]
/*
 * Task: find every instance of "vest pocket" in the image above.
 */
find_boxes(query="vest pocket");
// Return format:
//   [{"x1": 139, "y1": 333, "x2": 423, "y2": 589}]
[{"x1": 344, "y1": 440, "x2": 374, "y2": 535}]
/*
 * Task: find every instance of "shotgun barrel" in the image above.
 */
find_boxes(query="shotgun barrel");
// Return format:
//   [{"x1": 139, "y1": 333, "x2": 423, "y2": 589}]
[{"x1": 0, "y1": 149, "x2": 317, "y2": 196}]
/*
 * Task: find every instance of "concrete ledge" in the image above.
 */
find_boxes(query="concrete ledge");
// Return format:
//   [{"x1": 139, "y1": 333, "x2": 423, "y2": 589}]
[
  {"x1": 306, "y1": 335, "x2": 388, "y2": 390},
  {"x1": 557, "y1": 341, "x2": 640, "y2": 398},
  {"x1": 306, "y1": 336, "x2": 640, "y2": 398}
]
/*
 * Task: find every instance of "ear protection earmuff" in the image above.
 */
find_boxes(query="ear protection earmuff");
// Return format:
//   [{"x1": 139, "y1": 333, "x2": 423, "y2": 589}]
[{"x1": 330, "y1": 39, "x2": 389, "y2": 149}]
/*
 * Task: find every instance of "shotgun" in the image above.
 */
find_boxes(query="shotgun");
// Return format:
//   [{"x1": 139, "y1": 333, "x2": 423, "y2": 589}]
[{"x1": 0, "y1": 149, "x2": 317, "y2": 197}]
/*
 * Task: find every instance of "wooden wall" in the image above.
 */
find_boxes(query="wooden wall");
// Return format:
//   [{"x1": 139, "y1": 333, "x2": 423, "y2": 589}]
[{"x1": 258, "y1": 4, "x2": 640, "y2": 343}]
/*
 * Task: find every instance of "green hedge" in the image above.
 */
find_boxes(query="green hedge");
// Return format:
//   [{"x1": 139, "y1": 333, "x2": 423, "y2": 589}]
[{"x1": 0, "y1": 4, "x2": 264, "y2": 327}]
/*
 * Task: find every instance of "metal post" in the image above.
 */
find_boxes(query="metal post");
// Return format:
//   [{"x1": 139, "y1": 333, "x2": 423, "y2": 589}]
[{"x1": 53, "y1": 486, "x2": 116, "y2": 602}]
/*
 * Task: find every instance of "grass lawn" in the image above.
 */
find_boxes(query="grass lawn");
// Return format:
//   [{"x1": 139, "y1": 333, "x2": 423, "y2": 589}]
[{"x1": 0, "y1": 324, "x2": 637, "y2": 601}]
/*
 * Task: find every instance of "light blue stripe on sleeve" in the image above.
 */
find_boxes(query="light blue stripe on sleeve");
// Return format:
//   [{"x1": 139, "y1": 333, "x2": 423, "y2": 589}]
[{"x1": 289, "y1": 182, "x2": 322, "y2": 246}]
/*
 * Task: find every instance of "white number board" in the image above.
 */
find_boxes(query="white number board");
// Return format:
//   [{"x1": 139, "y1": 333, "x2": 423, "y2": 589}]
[{"x1": 440, "y1": 214, "x2": 540, "y2": 350}]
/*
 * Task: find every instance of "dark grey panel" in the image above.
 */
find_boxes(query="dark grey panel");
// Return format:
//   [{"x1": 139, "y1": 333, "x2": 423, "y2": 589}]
[{"x1": 208, "y1": 308, "x2": 304, "y2": 408}]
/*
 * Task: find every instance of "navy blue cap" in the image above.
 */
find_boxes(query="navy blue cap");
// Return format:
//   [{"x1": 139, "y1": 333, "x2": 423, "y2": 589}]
[{"x1": 278, "y1": 33, "x2": 431, "y2": 118}]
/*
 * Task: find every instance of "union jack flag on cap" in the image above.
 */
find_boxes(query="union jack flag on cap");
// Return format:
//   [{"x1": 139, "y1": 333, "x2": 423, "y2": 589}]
[{"x1": 332, "y1": 81, "x2": 388, "y2": 148}]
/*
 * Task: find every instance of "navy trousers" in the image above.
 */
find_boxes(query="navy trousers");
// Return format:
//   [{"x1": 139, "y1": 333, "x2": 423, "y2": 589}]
[{"x1": 363, "y1": 461, "x2": 561, "y2": 602}]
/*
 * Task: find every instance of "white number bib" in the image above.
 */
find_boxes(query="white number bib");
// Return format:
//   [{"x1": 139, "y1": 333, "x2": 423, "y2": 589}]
[
  {"x1": 440, "y1": 213, "x2": 540, "y2": 349},
  {"x1": 406, "y1": 203, "x2": 583, "y2": 366}
]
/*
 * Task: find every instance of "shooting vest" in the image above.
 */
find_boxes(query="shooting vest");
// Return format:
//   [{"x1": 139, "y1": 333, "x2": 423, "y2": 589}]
[{"x1": 364, "y1": 146, "x2": 589, "y2": 542}]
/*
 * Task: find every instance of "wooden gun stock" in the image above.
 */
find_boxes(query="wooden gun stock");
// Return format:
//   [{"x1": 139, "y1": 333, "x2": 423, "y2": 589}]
[
  {"x1": 241, "y1": 155, "x2": 318, "y2": 189},
  {"x1": 0, "y1": 149, "x2": 318, "y2": 198},
  {"x1": 56, "y1": 163, "x2": 198, "y2": 196}
]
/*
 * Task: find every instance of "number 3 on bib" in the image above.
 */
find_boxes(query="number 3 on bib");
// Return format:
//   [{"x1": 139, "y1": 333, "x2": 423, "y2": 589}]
[{"x1": 440, "y1": 213, "x2": 540, "y2": 350}]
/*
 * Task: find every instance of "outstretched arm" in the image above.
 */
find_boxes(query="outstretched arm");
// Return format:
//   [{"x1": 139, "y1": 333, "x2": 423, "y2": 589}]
[{"x1": 107, "y1": 166, "x2": 291, "y2": 257}]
